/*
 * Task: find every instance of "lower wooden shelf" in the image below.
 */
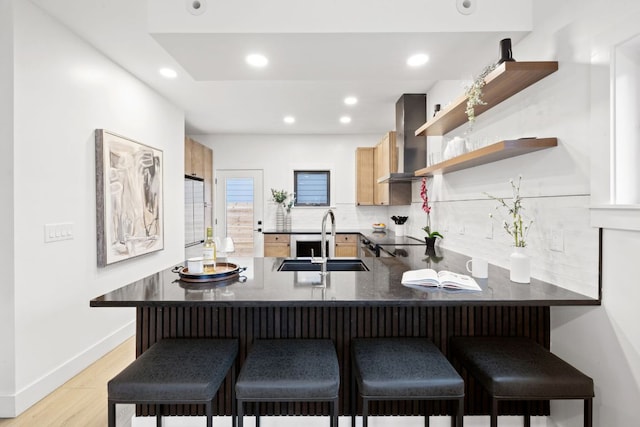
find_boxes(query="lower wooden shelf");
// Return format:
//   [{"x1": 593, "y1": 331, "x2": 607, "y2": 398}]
[{"x1": 414, "y1": 137, "x2": 557, "y2": 176}]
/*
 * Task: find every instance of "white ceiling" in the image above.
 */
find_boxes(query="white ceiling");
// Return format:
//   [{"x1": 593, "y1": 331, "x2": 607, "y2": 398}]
[{"x1": 30, "y1": 0, "x2": 533, "y2": 135}]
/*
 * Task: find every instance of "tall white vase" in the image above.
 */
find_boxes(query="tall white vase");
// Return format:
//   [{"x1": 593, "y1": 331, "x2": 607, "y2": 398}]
[
  {"x1": 509, "y1": 247, "x2": 530, "y2": 283},
  {"x1": 276, "y1": 204, "x2": 284, "y2": 231}
]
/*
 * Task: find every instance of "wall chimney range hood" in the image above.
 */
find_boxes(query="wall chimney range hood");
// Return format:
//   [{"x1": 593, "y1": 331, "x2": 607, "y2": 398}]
[{"x1": 377, "y1": 94, "x2": 427, "y2": 183}]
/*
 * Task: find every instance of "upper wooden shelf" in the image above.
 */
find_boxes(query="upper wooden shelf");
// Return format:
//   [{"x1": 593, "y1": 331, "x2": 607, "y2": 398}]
[
  {"x1": 414, "y1": 138, "x2": 558, "y2": 177},
  {"x1": 415, "y1": 61, "x2": 559, "y2": 137}
]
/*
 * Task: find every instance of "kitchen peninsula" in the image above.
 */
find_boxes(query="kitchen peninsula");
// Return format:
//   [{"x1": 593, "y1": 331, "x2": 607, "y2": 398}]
[{"x1": 91, "y1": 248, "x2": 598, "y2": 419}]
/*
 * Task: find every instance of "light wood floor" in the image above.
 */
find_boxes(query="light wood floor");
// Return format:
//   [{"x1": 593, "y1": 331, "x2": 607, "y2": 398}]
[{"x1": 0, "y1": 337, "x2": 136, "y2": 427}]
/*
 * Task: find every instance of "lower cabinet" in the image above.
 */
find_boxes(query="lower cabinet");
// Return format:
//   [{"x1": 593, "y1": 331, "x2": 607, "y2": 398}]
[
  {"x1": 335, "y1": 234, "x2": 358, "y2": 257},
  {"x1": 264, "y1": 234, "x2": 291, "y2": 257}
]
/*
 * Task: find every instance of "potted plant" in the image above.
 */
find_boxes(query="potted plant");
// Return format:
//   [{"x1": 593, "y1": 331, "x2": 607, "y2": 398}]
[
  {"x1": 420, "y1": 178, "x2": 443, "y2": 249},
  {"x1": 271, "y1": 188, "x2": 292, "y2": 231}
]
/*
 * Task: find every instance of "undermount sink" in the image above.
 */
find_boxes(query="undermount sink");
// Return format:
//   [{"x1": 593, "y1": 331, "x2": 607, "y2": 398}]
[{"x1": 278, "y1": 258, "x2": 370, "y2": 272}]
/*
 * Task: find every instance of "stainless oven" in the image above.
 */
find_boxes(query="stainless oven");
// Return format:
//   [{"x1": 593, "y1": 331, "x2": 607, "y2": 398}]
[{"x1": 290, "y1": 234, "x2": 334, "y2": 258}]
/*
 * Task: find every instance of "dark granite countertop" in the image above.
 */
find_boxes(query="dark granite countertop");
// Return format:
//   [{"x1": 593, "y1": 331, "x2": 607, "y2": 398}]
[{"x1": 90, "y1": 248, "x2": 599, "y2": 308}]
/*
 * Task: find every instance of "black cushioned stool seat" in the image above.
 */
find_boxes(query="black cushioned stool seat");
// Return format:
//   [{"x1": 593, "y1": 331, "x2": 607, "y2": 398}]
[
  {"x1": 235, "y1": 339, "x2": 340, "y2": 427},
  {"x1": 351, "y1": 338, "x2": 464, "y2": 427},
  {"x1": 450, "y1": 337, "x2": 594, "y2": 427},
  {"x1": 108, "y1": 338, "x2": 238, "y2": 427}
]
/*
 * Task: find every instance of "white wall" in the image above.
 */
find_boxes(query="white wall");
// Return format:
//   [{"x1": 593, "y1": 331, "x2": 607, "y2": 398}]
[
  {"x1": 1, "y1": 1, "x2": 185, "y2": 416},
  {"x1": 194, "y1": 133, "x2": 391, "y2": 230},
  {"x1": 419, "y1": 1, "x2": 640, "y2": 426},
  {"x1": 0, "y1": 0, "x2": 16, "y2": 415}
]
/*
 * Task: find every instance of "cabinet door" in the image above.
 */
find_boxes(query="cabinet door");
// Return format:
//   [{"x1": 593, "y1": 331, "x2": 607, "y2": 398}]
[
  {"x1": 334, "y1": 234, "x2": 358, "y2": 257},
  {"x1": 355, "y1": 147, "x2": 374, "y2": 206},
  {"x1": 264, "y1": 234, "x2": 291, "y2": 257},
  {"x1": 190, "y1": 140, "x2": 205, "y2": 178},
  {"x1": 184, "y1": 137, "x2": 193, "y2": 176}
]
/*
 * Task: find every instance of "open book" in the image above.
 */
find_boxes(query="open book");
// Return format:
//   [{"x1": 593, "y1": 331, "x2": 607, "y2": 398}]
[{"x1": 401, "y1": 269, "x2": 481, "y2": 291}]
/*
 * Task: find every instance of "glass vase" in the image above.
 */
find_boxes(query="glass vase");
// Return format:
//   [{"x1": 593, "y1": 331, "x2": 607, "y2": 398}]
[
  {"x1": 509, "y1": 247, "x2": 530, "y2": 283},
  {"x1": 284, "y1": 210, "x2": 292, "y2": 232}
]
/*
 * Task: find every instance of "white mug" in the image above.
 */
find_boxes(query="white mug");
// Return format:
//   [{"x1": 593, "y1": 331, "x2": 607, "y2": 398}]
[
  {"x1": 187, "y1": 257, "x2": 204, "y2": 274},
  {"x1": 466, "y1": 257, "x2": 488, "y2": 278}
]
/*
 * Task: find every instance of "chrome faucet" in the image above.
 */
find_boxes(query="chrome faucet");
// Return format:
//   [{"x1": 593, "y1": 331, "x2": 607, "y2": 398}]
[{"x1": 313, "y1": 208, "x2": 336, "y2": 275}]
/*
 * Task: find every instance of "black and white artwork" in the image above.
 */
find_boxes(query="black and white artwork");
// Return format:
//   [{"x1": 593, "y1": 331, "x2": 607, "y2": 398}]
[{"x1": 95, "y1": 129, "x2": 163, "y2": 266}]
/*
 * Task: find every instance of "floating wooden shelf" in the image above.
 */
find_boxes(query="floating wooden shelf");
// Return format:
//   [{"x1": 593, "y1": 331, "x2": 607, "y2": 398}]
[
  {"x1": 415, "y1": 62, "x2": 559, "y2": 137},
  {"x1": 414, "y1": 138, "x2": 558, "y2": 176}
]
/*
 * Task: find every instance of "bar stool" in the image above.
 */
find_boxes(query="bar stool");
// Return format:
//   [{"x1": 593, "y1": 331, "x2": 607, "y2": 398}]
[
  {"x1": 108, "y1": 338, "x2": 238, "y2": 427},
  {"x1": 351, "y1": 338, "x2": 464, "y2": 427},
  {"x1": 235, "y1": 339, "x2": 340, "y2": 427},
  {"x1": 450, "y1": 336, "x2": 594, "y2": 427}
]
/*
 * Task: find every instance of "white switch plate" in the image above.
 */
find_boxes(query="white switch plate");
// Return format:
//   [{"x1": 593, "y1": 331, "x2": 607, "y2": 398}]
[
  {"x1": 485, "y1": 221, "x2": 493, "y2": 239},
  {"x1": 550, "y1": 229, "x2": 564, "y2": 252},
  {"x1": 45, "y1": 222, "x2": 74, "y2": 243},
  {"x1": 457, "y1": 224, "x2": 465, "y2": 235}
]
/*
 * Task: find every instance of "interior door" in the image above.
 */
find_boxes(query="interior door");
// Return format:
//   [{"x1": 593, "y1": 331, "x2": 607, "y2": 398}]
[{"x1": 215, "y1": 170, "x2": 264, "y2": 257}]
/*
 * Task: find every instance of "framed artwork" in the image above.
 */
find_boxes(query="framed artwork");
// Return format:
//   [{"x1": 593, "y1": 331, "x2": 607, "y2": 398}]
[{"x1": 95, "y1": 129, "x2": 164, "y2": 266}]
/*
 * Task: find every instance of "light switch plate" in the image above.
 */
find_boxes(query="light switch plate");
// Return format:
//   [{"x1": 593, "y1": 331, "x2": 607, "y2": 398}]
[
  {"x1": 45, "y1": 222, "x2": 74, "y2": 243},
  {"x1": 550, "y1": 229, "x2": 564, "y2": 252},
  {"x1": 485, "y1": 221, "x2": 493, "y2": 239}
]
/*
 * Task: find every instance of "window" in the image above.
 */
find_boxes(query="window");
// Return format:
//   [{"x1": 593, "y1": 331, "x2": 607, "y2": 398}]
[{"x1": 294, "y1": 170, "x2": 330, "y2": 206}]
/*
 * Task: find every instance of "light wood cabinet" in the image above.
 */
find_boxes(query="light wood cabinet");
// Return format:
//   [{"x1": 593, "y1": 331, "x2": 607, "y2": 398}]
[
  {"x1": 185, "y1": 137, "x2": 206, "y2": 178},
  {"x1": 373, "y1": 132, "x2": 410, "y2": 206},
  {"x1": 355, "y1": 147, "x2": 375, "y2": 206},
  {"x1": 355, "y1": 132, "x2": 410, "y2": 207},
  {"x1": 334, "y1": 234, "x2": 359, "y2": 257},
  {"x1": 185, "y1": 137, "x2": 214, "y2": 229},
  {"x1": 264, "y1": 234, "x2": 291, "y2": 257}
]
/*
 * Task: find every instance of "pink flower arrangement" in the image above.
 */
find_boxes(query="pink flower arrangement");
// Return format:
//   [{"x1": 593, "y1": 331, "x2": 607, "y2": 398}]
[
  {"x1": 420, "y1": 177, "x2": 431, "y2": 214},
  {"x1": 420, "y1": 178, "x2": 443, "y2": 239}
]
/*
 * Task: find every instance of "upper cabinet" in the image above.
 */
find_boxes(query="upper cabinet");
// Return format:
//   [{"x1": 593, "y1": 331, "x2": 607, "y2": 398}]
[
  {"x1": 185, "y1": 136, "x2": 206, "y2": 178},
  {"x1": 355, "y1": 147, "x2": 375, "y2": 206},
  {"x1": 355, "y1": 132, "x2": 410, "y2": 206},
  {"x1": 415, "y1": 61, "x2": 559, "y2": 137},
  {"x1": 185, "y1": 137, "x2": 214, "y2": 229},
  {"x1": 374, "y1": 131, "x2": 397, "y2": 180}
]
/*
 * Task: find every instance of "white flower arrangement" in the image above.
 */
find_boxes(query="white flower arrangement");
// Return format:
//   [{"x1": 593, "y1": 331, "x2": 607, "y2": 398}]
[
  {"x1": 465, "y1": 62, "x2": 498, "y2": 125},
  {"x1": 485, "y1": 175, "x2": 533, "y2": 248}
]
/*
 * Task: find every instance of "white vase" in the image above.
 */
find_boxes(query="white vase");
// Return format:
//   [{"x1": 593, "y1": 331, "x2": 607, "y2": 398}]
[
  {"x1": 395, "y1": 224, "x2": 405, "y2": 237},
  {"x1": 509, "y1": 247, "x2": 530, "y2": 283},
  {"x1": 276, "y1": 204, "x2": 284, "y2": 231}
]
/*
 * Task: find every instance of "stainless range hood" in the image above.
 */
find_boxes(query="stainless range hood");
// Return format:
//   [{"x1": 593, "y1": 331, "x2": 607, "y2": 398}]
[{"x1": 377, "y1": 94, "x2": 427, "y2": 183}]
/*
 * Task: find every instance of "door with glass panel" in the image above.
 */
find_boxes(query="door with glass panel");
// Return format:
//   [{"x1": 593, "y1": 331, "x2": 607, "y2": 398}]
[{"x1": 215, "y1": 170, "x2": 264, "y2": 257}]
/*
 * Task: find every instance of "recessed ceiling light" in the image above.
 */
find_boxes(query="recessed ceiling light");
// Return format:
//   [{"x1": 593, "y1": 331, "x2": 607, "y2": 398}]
[
  {"x1": 407, "y1": 54, "x2": 429, "y2": 67},
  {"x1": 340, "y1": 116, "x2": 352, "y2": 124},
  {"x1": 246, "y1": 54, "x2": 268, "y2": 68},
  {"x1": 159, "y1": 67, "x2": 177, "y2": 79},
  {"x1": 344, "y1": 96, "x2": 358, "y2": 106},
  {"x1": 283, "y1": 116, "x2": 295, "y2": 124}
]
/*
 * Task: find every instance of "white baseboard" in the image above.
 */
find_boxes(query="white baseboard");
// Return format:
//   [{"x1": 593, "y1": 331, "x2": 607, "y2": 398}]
[{"x1": 0, "y1": 321, "x2": 135, "y2": 417}]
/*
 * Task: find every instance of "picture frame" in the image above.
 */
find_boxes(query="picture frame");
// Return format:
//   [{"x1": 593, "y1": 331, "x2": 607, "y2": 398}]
[{"x1": 95, "y1": 129, "x2": 164, "y2": 266}]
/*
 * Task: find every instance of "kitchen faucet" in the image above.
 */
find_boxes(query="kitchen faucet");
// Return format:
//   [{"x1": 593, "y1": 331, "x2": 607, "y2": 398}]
[{"x1": 312, "y1": 208, "x2": 335, "y2": 275}]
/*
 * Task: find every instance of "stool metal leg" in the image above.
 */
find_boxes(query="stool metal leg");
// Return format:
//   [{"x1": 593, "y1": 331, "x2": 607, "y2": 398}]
[
  {"x1": 156, "y1": 404, "x2": 162, "y2": 427},
  {"x1": 584, "y1": 398, "x2": 593, "y2": 427},
  {"x1": 351, "y1": 372, "x2": 357, "y2": 427},
  {"x1": 490, "y1": 398, "x2": 498, "y2": 427},
  {"x1": 237, "y1": 400, "x2": 244, "y2": 427},
  {"x1": 362, "y1": 397, "x2": 369, "y2": 427},
  {"x1": 457, "y1": 397, "x2": 465, "y2": 427},
  {"x1": 425, "y1": 414, "x2": 430, "y2": 426},
  {"x1": 108, "y1": 401, "x2": 116, "y2": 427},
  {"x1": 205, "y1": 401, "x2": 212, "y2": 427}
]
